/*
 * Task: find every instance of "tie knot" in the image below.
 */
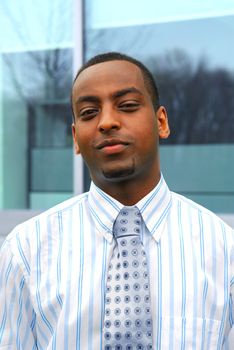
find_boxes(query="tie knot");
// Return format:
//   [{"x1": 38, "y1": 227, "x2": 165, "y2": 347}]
[{"x1": 113, "y1": 206, "x2": 142, "y2": 239}]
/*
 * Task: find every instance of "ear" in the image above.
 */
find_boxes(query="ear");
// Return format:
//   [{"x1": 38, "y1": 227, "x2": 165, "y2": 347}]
[
  {"x1": 72, "y1": 123, "x2": 81, "y2": 154},
  {"x1": 156, "y1": 106, "x2": 170, "y2": 139}
]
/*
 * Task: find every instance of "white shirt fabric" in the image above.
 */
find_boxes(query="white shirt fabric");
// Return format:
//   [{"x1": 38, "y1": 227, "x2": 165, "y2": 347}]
[{"x1": 0, "y1": 175, "x2": 234, "y2": 349}]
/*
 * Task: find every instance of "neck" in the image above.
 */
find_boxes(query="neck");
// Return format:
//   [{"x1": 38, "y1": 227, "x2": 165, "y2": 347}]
[{"x1": 94, "y1": 171, "x2": 161, "y2": 206}]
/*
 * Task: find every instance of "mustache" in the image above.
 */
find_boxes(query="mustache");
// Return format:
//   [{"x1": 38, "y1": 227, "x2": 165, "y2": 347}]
[
  {"x1": 94, "y1": 137, "x2": 131, "y2": 149},
  {"x1": 93, "y1": 136, "x2": 133, "y2": 149}
]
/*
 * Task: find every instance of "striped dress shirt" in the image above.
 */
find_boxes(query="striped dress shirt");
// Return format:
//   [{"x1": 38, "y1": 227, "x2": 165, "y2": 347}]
[{"x1": 0, "y1": 175, "x2": 234, "y2": 349}]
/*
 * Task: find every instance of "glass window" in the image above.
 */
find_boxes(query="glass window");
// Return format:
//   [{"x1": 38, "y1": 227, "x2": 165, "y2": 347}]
[
  {"x1": 84, "y1": 0, "x2": 234, "y2": 213},
  {"x1": 0, "y1": 0, "x2": 74, "y2": 210}
]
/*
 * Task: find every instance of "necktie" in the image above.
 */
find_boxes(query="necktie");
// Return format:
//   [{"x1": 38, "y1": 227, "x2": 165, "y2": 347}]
[{"x1": 103, "y1": 206, "x2": 153, "y2": 350}]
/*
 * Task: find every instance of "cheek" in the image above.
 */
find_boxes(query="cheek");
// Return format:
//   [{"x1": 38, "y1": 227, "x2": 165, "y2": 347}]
[
  {"x1": 75, "y1": 131, "x2": 93, "y2": 158},
  {"x1": 76, "y1": 121, "x2": 97, "y2": 144},
  {"x1": 75, "y1": 127, "x2": 86, "y2": 146},
  {"x1": 138, "y1": 124, "x2": 157, "y2": 145}
]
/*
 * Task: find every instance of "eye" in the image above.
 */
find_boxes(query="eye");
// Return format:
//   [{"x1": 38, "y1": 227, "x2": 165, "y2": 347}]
[
  {"x1": 119, "y1": 101, "x2": 140, "y2": 112},
  {"x1": 79, "y1": 107, "x2": 99, "y2": 120}
]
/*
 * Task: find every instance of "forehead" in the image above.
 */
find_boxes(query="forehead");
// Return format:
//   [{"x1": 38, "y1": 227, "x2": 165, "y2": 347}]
[{"x1": 73, "y1": 60, "x2": 146, "y2": 97}]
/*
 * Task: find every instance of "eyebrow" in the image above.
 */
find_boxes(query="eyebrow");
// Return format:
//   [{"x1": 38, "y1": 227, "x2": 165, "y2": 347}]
[
  {"x1": 112, "y1": 87, "x2": 144, "y2": 99},
  {"x1": 75, "y1": 87, "x2": 143, "y2": 105},
  {"x1": 75, "y1": 95, "x2": 100, "y2": 104}
]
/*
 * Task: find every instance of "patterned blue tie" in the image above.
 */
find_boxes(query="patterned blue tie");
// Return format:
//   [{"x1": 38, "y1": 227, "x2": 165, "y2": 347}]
[{"x1": 103, "y1": 206, "x2": 153, "y2": 350}]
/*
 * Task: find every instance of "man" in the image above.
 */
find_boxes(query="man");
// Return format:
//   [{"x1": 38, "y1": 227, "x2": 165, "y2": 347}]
[{"x1": 0, "y1": 52, "x2": 233, "y2": 349}]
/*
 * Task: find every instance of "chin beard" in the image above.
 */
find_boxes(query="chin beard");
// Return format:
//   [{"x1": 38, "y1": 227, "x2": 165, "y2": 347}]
[{"x1": 102, "y1": 166, "x2": 135, "y2": 181}]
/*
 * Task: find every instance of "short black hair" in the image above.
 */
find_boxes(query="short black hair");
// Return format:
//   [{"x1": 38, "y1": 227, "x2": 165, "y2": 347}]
[{"x1": 71, "y1": 52, "x2": 160, "y2": 120}]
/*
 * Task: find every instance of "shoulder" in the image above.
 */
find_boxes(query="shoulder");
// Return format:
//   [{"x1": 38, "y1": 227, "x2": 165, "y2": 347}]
[
  {"x1": 7, "y1": 192, "x2": 88, "y2": 238},
  {"x1": 1, "y1": 192, "x2": 89, "y2": 275},
  {"x1": 168, "y1": 192, "x2": 234, "y2": 267},
  {"x1": 170, "y1": 191, "x2": 234, "y2": 235}
]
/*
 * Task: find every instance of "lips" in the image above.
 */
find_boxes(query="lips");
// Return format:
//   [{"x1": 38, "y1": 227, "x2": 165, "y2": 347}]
[
  {"x1": 95, "y1": 138, "x2": 130, "y2": 155},
  {"x1": 96, "y1": 138, "x2": 129, "y2": 150}
]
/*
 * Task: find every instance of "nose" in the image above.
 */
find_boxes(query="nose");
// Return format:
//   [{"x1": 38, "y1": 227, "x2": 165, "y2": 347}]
[{"x1": 98, "y1": 107, "x2": 121, "y2": 133}]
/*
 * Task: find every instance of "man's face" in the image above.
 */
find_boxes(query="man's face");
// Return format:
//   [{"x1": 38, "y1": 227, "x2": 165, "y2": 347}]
[{"x1": 72, "y1": 60, "x2": 169, "y2": 189}]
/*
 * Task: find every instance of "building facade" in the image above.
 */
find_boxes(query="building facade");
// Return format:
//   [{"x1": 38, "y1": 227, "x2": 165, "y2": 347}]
[{"x1": 0, "y1": 0, "x2": 234, "y2": 243}]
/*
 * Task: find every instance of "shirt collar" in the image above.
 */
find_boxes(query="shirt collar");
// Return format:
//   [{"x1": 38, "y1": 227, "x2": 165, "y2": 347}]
[
  {"x1": 88, "y1": 174, "x2": 172, "y2": 243},
  {"x1": 136, "y1": 174, "x2": 172, "y2": 242}
]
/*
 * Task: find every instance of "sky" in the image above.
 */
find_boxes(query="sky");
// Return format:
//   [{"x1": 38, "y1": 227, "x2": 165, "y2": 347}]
[{"x1": 86, "y1": 0, "x2": 234, "y2": 28}]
